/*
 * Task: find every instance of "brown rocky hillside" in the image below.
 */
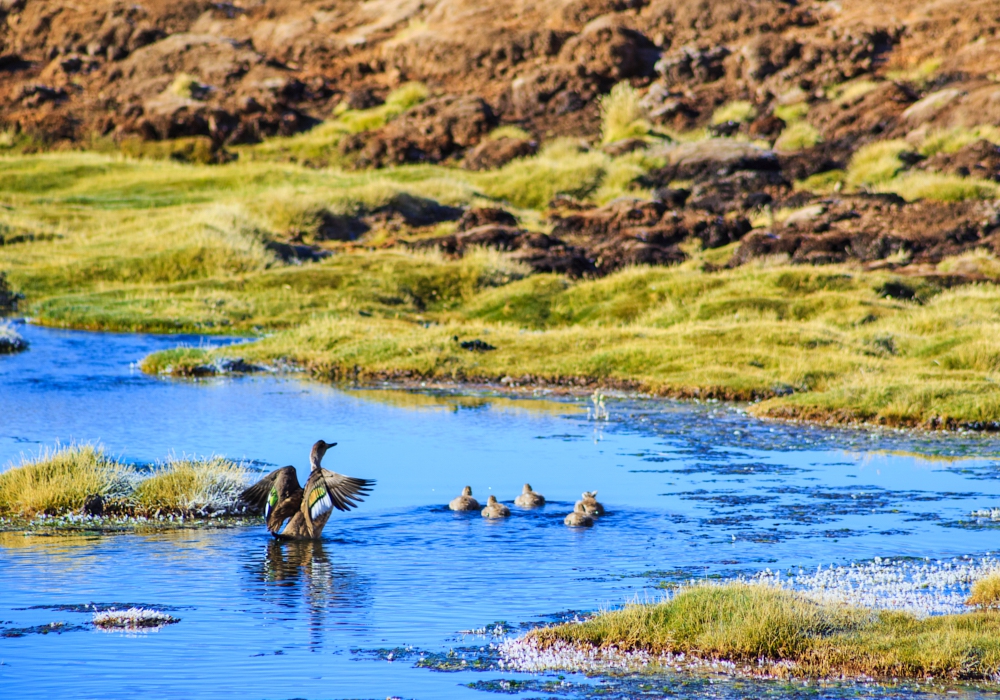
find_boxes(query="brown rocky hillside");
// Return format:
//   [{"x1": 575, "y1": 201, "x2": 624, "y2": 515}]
[{"x1": 2, "y1": 0, "x2": 998, "y2": 147}]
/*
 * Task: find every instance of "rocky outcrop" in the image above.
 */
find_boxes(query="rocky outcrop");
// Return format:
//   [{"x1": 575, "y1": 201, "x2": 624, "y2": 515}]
[
  {"x1": 728, "y1": 197, "x2": 1000, "y2": 268},
  {"x1": 342, "y1": 95, "x2": 497, "y2": 167}
]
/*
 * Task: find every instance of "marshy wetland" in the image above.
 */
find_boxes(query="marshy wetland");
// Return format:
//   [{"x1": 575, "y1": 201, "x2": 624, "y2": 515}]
[{"x1": 5, "y1": 325, "x2": 1000, "y2": 698}]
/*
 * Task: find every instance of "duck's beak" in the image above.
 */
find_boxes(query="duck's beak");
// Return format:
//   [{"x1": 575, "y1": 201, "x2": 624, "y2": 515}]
[{"x1": 324, "y1": 441, "x2": 338, "y2": 448}]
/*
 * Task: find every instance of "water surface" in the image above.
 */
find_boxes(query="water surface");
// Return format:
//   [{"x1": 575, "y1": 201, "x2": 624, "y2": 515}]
[{"x1": 3, "y1": 324, "x2": 1000, "y2": 699}]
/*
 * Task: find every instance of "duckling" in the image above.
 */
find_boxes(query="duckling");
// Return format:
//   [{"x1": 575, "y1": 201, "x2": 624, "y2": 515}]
[
  {"x1": 241, "y1": 440, "x2": 375, "y2": 540},
  {"x1": 514, "y1": 483, "x2": 545, "y2": 508},
  {"x1": 563, "y1": 502, "x2": 594, "y2": 527},
  {"x1": 481, "y1": 494, "x2": 510, "y2": 519},
  {"x1": 575, "y1": 490, "x2": 605, "y2": 516},
  {"x1": 449, "y1": 486, "x2": 480, "y2": 511}
]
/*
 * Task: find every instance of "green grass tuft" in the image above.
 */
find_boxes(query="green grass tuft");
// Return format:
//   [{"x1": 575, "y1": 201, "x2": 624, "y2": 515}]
[
  {"x1": 488, "y1": 125, "x2": 533, "y2": 141},
  {"x1": 967, "y1": 573, "x2": 1000, "y2": 609},
  {"x1": 0, "y1": 445, "x2": 132, "y2": 516},
  {"x1": 711, "y1": 101, "x2": 756, "y2": 125},
  {"x1": 773, "y1": 103, "x2": 808, "y2": 123},
  {"x1": 878, "y1": 173, "x2": 999, "y2": 202},
  {"x1": 0, "y1": 445, "x2": 253, "y2": 517},
  {"x1": 600, "y1": 82, "x2": 650, "y2": 144},
  {"x1": 774, "y1": 122, "x2": 822, "y2": 152},
  {"x1": 532, "y1": 582, "x2": 1000, "y2": 680},
  {"x1": 131, "y1": 457, "x2": 252, "y2": 515},
  {"x1": 845, "y1": 139, "x2": 909, "y2": 189}
]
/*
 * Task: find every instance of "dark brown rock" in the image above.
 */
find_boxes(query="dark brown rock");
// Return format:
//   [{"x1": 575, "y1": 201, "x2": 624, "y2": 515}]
[
  {"x1": 462, "y1": 137, "x2": 537, "y2": 170},
  {"x1": 344, "y1": 95, "x2": 497, "y2": 167}
]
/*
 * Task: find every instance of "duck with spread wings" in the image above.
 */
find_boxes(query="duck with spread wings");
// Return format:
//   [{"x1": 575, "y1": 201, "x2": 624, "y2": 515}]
[{"x1": 242, "y1": 440, "x2": 375, "y2": 540}]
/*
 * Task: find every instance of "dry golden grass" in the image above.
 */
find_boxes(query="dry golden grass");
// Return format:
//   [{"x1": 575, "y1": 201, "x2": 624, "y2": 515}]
[
  {"x1": 0, "y1": 445, "x2": 252, "y2": 517},
  {"x1": 0, "y1": 445, "x2": 131, "y2": 516},
  {"x1": 967, "y1": 573, "x2": 1000, "y2": 610}
]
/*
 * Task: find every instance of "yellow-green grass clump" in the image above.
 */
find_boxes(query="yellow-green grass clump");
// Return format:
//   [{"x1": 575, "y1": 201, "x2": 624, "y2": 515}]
[
  {"x1": 938, "y1": 249, "x2": 1000, "y2": 281},
  {"x1": 918, "y1": 125, "x2": 1000, "y2": 157},
  {"x1": 0, "y1": 446, "x2": 132, "y2": 517},
  {"x1": 845, "y1": 139, "x2": 909, "y2": 188},
  {"x1": 243, "y1": 82, "x2": 429, "y2": 165},
  {"x1": 531, "y1": 583, "x2": 1000, "y2": 680},
  {"x1": 0, "y1": 445, "x2": 252, "y2": 517},
  {"x1": 844, "y1": 138, "x2": 998, "y2": 201},
  {"x1": 879, "y1": 172, "x2": 999, "y2": 202},
  {"x1": 131, "y1": 457, "x2": 253, "y2": 515},
  {"x1": 488, "y1": 125, "x2": 533, "y2": 141},
  {"x1": 600, "y1": 82, "x2": 651, "y2": 144},
  {"x1": 711, "y1": 101, "x2": 756, "y2": 125},
  {"x1": 967, "y1": 572, "x2": 1000, "y2": 610},
  {"x1": 774, "y1": 121, "x2": 822, "y2": 152}
]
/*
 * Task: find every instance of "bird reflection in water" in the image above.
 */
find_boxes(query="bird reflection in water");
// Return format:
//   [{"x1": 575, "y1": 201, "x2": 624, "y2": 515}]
[{"x1": 248, "y1": 539, "x2": 371, "y2": 648}]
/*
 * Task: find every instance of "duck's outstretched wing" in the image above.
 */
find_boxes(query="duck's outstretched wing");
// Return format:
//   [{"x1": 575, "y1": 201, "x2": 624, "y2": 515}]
[
  {"x1": 304, "y1": 469, "x2": 375, "y2": 521},
  {"x1": 241, "y1": 466, "x2": 299, "y2": 518}
]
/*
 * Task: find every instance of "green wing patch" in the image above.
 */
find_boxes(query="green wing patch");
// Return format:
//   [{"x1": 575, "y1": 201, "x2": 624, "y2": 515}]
[{"x1": 265, "y1": 486, "x2": 279, "y2": 518}]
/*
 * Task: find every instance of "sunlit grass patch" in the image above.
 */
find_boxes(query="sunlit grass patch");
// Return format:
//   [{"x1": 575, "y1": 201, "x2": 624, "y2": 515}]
[
  {"x1": 488, "y1": 125, "x2": 533, "y2": 141},
  {"x1": 139, "y1": 347, "x2": 213, "y2": 376},
  {"x1": 796, "y1": 169, "x2": 846, "y2": 194},
  {"x1": 244, "y1": 82, "x2": 429, "y2": 165},
  {"x1": 918, "y1": 125, "x2": 1000, "y2": 157},
  {"x1": 772, "y1": 103, "x2": 808, "y2": 123},
  {"x1": 773, "y1": 121, "x2": 822, "y2": 152},
  {"x1": 845, "y1": 139, "x2": 909, "y2": 189},
  {"x1": 711, "y1": 101, "x2": 756, "y2": 125},
  {"x1": 886, "y1": 57, "x2": 942, "y2": 86},
  {"x1": 131, "y1": 457, "x2": 252, "y2": 515},
  {"x1": 530, "y1": 582, "x2": 1000, "y2": 680},
  {"x1": 600, "y1": 82, "x2": 650, "y2": 144},
  {"x1": 0, "y1": 445, "x2": 255, "y2": 518},
  {"x1": 937, "y1": 249, "x2": 1000, "y2": 281},
  {"x1": 476, "y1": 139, "x2": 609, "y2": 208},
  {"x1": 878, "y1": 172, "x2": 999, "y2": 202},
  {"x1": 826, "y1": 79, "x2": 879, "y2": 105},
  {"x1": 967, "y1": 573, "x2": 1000, "y2": 609},
  {"x1": 0, "y1": 445, "x2": 132, "y2": 517}
]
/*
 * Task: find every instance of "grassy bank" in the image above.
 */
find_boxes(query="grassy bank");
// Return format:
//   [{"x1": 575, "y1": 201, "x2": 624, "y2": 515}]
[
  {"x1": 2, "y1": 152, "x2": 1000, "y2": 429},
  {"x1": 530, "y1": 583, "x2": 1000, "y2": 680},
  {"x1": 0, "y1": 445, "x2": 253, "y2": 518}
]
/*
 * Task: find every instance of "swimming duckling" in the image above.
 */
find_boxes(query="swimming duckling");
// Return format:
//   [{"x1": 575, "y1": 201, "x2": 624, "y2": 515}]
[
  {"x1": 481, "y1": 494, "x2": 510, "y2": 519},
  {"x1": 563, "y1": 502, "x2": 594, "y2": 527},
  {"x1": 514, "y1": 483, "x2": 545, "y2": 508},
  {"x1": 575, "y1": 490, "x2": 605, "y2": 516},
  {"x1": 241, "y1": 440, "x2": 375, "y2": 540},
  {"x1": 449, "y1": 486, "x2": 480, "y2": 511}
]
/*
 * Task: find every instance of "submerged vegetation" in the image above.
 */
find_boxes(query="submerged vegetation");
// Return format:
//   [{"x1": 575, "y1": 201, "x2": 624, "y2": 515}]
[
  {"x1": 0, "y1": 445, "x2": 253, "y2": 519},
  {"x1": 529, "y1": 582, "x2": 1000, "y2": 680}
]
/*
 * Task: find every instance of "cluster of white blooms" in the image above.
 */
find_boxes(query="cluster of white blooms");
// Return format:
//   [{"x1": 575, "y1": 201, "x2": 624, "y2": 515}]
[
  {"x1": 92, "y1": 608, "x2": 178, "y2": 629},
  {"x1": 751, "y1": 555, "x2": 1000, "y2": 616},
  {"x1": 496, "y1": 636, "x2": 734, "y2": 674},
  {"x1": 971, "y1": 508, "x2": 1000, "y2": 521}
]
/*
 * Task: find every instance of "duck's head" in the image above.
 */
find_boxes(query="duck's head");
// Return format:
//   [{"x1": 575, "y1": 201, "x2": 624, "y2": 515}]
[
  {"x1": 310, "y1": 440, "x2": 337, "y2": 468},
  {"x1": 462, "y1": 486, "x2": 473, "y2": 496},
  {"x1": 582, "y1": 490, "x2": 597, "y2": 499},
  {"x1": 487, "y1": 495, "x2": 498, "y2": 505},
  {"x1": 522, "y1": 483, "x2": 532, "y2": 494}
]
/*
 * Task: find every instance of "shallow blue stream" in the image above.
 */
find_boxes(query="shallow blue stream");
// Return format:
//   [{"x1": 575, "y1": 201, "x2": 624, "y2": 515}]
[{"x1": 3, "y1": 324, "x2": 1000, "y2": 699}]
